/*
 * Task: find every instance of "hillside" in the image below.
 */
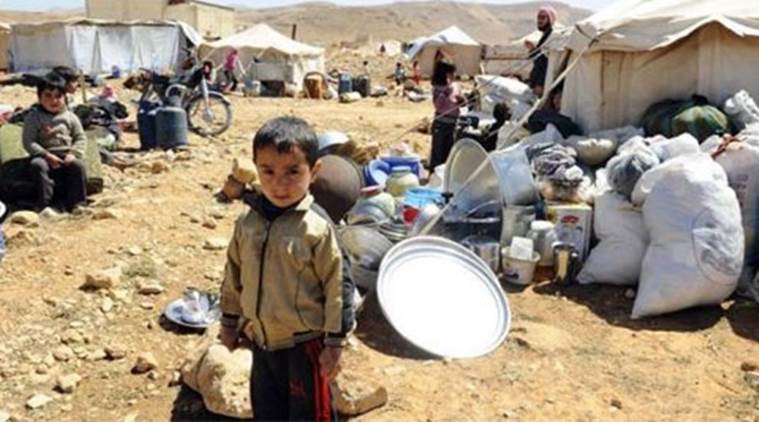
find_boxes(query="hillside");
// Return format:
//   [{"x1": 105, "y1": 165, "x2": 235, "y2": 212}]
[
  {"x1": 0, "y1": 9, "x2": 83, "y2": 24},
  {"x1": 0, "y1": 2, "x2": 589, "y2": 46},
  {"x1": 235, "y1": 1, "x2": 590, "y2": 45}
]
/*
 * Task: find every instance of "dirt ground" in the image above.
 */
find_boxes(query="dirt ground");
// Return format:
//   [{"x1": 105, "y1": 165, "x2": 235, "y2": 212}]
[{"x1": 0, "y1": 80, "x2": 757, "y2": 422}]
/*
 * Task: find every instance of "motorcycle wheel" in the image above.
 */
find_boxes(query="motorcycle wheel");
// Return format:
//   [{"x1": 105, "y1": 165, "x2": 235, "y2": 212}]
[{"x1": 185, "y1": 93, "x2": 232, "y2": 137}]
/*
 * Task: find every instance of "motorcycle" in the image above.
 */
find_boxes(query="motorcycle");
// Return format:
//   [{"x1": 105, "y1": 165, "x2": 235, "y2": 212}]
[{"x1": 134, "y1": 65, "x2": 232, "y2": 137}]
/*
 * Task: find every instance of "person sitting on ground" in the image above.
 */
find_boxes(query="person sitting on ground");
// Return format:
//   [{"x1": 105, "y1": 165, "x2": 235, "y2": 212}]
[
  {"x1": 429, "y1": 61, "x2": 465, "y2": 170},
  {"x1": 219, "y1": 116, "x2": 355, "y2": 421},
  {"x1": 223, "y1": 49, "x2": 240, "y2": 92},
  {"x1": 52, "y1": 66, "x2": 82, "y2": 105},
  {"x1": 394, "y1": 62, "x2": 406, "y2": 85},
  {"x1": 22, "y1": 75, "x2": 88, "y2": 212}
]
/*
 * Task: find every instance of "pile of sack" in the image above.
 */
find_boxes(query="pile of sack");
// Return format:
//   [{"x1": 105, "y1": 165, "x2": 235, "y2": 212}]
[{"x1": 492, "y1": 89, "x2": 759, "y2": 317}]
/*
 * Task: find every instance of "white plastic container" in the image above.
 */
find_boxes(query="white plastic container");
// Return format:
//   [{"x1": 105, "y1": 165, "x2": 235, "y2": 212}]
[{"x1": 501, "y1": 247, "x2": 541, "y2": 285}]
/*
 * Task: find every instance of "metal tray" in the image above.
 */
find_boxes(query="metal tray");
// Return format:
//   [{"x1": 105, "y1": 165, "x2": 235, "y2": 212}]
[{"x1": 377, "y1": 236, "x2": 511, "y2": 358}]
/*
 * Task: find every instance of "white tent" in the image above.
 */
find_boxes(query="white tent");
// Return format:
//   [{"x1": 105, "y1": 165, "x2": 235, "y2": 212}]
[
  {"x1": 9, "y1": 19, "x2": 201, "y2": 74},
  {"x1": 406, "y1": 26, "x2": 482, "y2": 77},
  {"x1": 199, "y1": 24, "x2": 325, "y2": 89},
  {"x1": 559, "y1": 0, "x2": 759, "y2": 132},
  {"x1": 0, "y1": 22, "x2": 9, "y2": 70}
]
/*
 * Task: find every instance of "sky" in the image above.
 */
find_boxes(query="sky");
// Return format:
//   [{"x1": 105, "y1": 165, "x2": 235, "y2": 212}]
[{"x1": 0, "y1": 0, "x2": 609, "y2": 12}]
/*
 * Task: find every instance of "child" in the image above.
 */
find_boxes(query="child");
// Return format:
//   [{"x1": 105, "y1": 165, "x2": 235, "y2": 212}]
[
  {"x1": 22, "y1": 75, "x2": 88, "y2": 212},
  {"x1": 393, "y1": 62, "x2": 406, "y2": 85},
  {"x1": 412, "y1": 60, "x2": 422, "y2": 87},
  {"x1": 220, "y1": 116, "x2": 355, "y2": 421},
  {"x1": 429, "y1": 61, "x2": 464, "y2": 170},
  {"x1": 223, "y1": 49, "x2": 240, "y2": 92}
]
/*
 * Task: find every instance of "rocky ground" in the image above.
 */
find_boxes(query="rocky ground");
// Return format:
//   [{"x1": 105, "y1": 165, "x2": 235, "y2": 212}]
[{"x1": 0, "y1": 78, "x2": 757, "y2": 422}]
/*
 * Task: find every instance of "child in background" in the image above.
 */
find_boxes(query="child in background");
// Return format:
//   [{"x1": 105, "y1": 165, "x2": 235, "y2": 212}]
[
  {"x1": 394, "y1": 62, "x2": 406, "y2": 85},
  {"x1": 220, "y1": 116, "x2": 355, "y2": 421},
  {"x1": 223, "y1": 49, "x2": 240, "y2": 92},
  {"x1": 22, "y1": 75, "x2": 88, "y2": 212}
]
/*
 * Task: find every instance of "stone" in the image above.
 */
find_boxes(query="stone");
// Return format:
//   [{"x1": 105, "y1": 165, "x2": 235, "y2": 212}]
[
  {"x1": 53, "y1": 345, "x2": 75, "y2": 362},
  {"x1": 105, "y1": 345, "x2": 127, "y2": 360},
  {"x1": 151, "y1": 161, "x2": 170, "y2": 174},
  {"x1": 333, "y1": 381, "x2": 388, "y2": 417},
  {"x1": 123, "y1": 412, "x2": 139, "y2": 422},
  {"x1": 40, "y1": 207, "x2": 65, "y2": 221},
  {"x1": 26, "y1": 393, "x2": 53, "y2": 409},
  {"x1": 745, "y1": 371, "x2": 759, "y2": 392},
  {"x1": 203, "y1": 238, "x2": 228, "y2": 251},
  {"x1": 56, "y1": 373, "x2": 82, "y2": 394},
  {"x1": 61, "y1": 329, "x2": 83, "y2": 345},
  {"x1": 6, "y1": 229, "x2": 41, "y2": 247},
  {"x1": 132, "y1": 353, "x2": 158, "y2": 374},
  {"x1": 101, "y1": 297, "x2": 114, "y2": 313},
  {"x1": 88, "y1": 349, "x2": 108, "y2": 361},
  {"x1": 139, "y1": 302, "x2": 155, "y2": 310},
  {"x1": 83, "y1": 267, "x2": 123, "y2": 290},
  {"x1": 9, "y1": 211, "x2": 39, "y2": 226},
  {"x1": 126, "y1": 246, "x2": 143, "y2": 257},
  {"x1": 231, "y1": 157, "x2": 258, "y2": 184},
  {"x1": 181, "y1": 324, "x2": 252, "y2": 419},
  {"x1": 740, "y1": 361, "x2": 758, "y2": 372},
  {"x1": 202, "y1": 219, "x2": 217, "y2": 230},
  {"x1": 0, "y1": 410, "x2": 10, "y2": 422},
  {"x1": 610, "y1": 398, "x2": 623, "y2": 409},
  {"x1": 137, "y1": 281, "x2": 165, "y2": 295},
  {"x1": 93, "y1": 208, "x2": 125, "y2": 220}
]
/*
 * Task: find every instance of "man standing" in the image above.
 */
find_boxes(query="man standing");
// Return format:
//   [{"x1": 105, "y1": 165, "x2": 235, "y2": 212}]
[{"x1": 528, "y1": 6, "x2": 557, "y2": 97}]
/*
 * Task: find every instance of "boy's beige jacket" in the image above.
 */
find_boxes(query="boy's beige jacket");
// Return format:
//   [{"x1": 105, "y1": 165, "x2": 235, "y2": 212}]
[{"x1": 221, "y1": 194, "x2": 345, "y2": 351}]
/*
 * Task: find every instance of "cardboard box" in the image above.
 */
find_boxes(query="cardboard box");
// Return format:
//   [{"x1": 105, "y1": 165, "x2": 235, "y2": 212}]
[{"x1": 546, "y1": 202, "x2": 593, "y2": 261}]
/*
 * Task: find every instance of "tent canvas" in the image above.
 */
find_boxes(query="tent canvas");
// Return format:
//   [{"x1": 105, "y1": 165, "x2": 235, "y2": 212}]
[
  {"x1": 0, "y1": 22, "x2": 10, "y2": 70},
  {"x1": 9, "y1": 19, "x2": 201, "y2": 74},
  {"x1": 406, "y1": 26, "x2": 482, "y2": 77},
  {"x1": 198, "y1": 24, "x2": 325, "y2": 89},
  {"x1": 559, "y1": 0, "x2": 759, "y2": 132}
]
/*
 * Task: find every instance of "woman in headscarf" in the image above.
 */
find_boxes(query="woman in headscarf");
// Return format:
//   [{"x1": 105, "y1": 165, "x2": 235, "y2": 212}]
[{"x1": 528, "y1": 6, "x2": 557, "y2": 97}]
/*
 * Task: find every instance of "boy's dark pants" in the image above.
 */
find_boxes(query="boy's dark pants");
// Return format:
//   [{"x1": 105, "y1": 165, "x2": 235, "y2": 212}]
[
  {"x1": 251, "y1": 339, "x2": 334, "y2": 421},
  {"x1": 29, "y1": 157, "x2": 87, "y2": 211}
]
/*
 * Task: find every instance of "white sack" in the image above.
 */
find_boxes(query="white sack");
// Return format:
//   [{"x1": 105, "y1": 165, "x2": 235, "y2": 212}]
[
  {"x1": 476, "y1": 75, "x2": 534, "y2": 103},
  {"x1": 723, "y1": 90, "x2": 759, "y2": 131},
  {"x1": 633, "y1": 154, "x2": 744, "y2": 319},
  {"x1": 590, "y1": 126, "x2": 645, "y2": 146},
  {"x1": 578, "y1": 192, "x2": 647, "y2": 286},
  {"x1": 564, "y1": 136, "x2": 617, "y2": 166},
  {"x1": 631, "y1": 152, "x2": 726, "y2": 206},
  {"x1": 738, "y1": 123, "x2": 759, "y2": 148},
  {"x1": 649, "y1": 133, "x2": 700, "y2": 162},
  {"x1": 710, "y1": 142, "x2": 759, "y2": 302}
]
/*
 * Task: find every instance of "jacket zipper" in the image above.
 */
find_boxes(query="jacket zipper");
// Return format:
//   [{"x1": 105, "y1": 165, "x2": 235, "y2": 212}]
[{"x1": 255, "y1": 220, "x2": 272, "y2": 348}]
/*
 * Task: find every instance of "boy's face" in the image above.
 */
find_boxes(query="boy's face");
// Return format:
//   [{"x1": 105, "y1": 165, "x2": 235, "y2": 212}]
[
  {"x1": 39, "y1": 89, "x2": 65, "y2": 114},
  {"x1": 255, "y1": 145, "x2": 321, "y2": 208},
  {"x1": 65, "y1": 80, "x2": 78, "y2": 94}
]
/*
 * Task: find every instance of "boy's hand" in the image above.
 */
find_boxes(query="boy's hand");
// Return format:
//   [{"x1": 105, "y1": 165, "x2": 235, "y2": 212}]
[
  {"x1": 319, "y1": 346, "x2": 342, "y2": 380},
  {"x1": 63, "y1": 154, "x2": 77, "y2": 165},
  {"x1": 219, "y1": 325, "x2": 239, "y2": 351},
  {"x1": 45, "y1": 153, "x2": 63, "y2": 169}
]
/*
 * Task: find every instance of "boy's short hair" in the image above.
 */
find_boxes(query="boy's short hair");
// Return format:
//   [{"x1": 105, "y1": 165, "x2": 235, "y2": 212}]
[
  {"x1": 37, "y1": 73, "x2": 66, "y2": 98},
  {"x1": 253, "y1": 117, "x2": 319, "y2": 167}
]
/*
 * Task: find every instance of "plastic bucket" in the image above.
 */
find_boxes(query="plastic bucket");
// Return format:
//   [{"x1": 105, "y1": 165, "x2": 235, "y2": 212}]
[
  {"x1": 501, "y1": 247, "x2": 541, "y2": 285},
  {"x1": 403, "y1": 187, "x2": 443, "y2": 209}
]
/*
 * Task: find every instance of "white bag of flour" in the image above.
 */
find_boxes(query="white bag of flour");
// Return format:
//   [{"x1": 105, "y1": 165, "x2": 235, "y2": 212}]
[
  {"x1": 578, "y1": 192, "x2": 647, "y2": 286},
  {"x1": 633, "y1": 154, "x2": 744, "y2": 319}
]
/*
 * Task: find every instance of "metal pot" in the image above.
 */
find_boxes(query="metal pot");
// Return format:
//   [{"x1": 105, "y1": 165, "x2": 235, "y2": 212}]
[
  {"x1": 501, "y1": 205, "x2": 536, "y2": 246},
  {"x1": 462, "y1": 235, "x2": 501, "y2": 274}
]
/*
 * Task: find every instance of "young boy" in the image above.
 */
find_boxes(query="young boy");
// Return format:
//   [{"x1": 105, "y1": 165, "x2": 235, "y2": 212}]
[
  {"x1": 220, "y1": 116, "x2": 355, "y2": 421},
  {"x1": 22, "y1": 75, "x2": 88, "y2": 212}
]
